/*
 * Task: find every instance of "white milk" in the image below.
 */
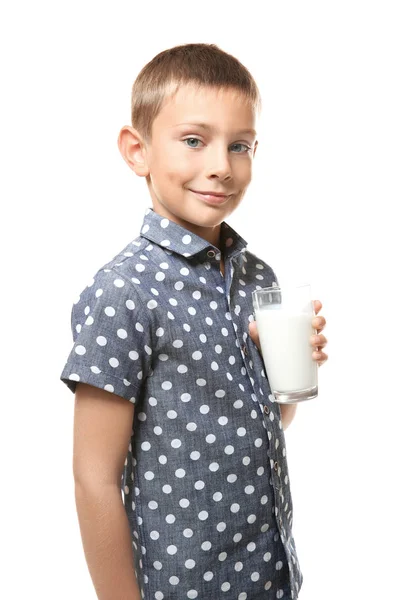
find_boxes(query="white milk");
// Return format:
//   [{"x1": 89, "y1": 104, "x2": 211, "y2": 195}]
[{"x1": 255, "y1": 307, "x2": 318, "y2": 393}]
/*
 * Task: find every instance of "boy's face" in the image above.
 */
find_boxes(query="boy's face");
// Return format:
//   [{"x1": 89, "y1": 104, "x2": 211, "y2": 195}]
[{"x1": 140, "y1": 84, "x2": 258, "y2": 246}]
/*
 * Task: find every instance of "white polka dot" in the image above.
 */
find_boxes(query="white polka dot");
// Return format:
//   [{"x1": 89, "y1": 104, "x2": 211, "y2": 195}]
[
  {"x1": 196, "y1": 378, "x2": 207, "y2": 386},
  {"x1": 166, "y1": 514, "x2": 176, "y2": 523},
  {"x1": 169, "y1": 576, "x2": 179, "y2": 585},
  {"x1": 233, "y1": 399, "x2": 243, "y2": 409},
  {"x1": 263, "y1": 552, "x2": 272, "y2": 562},
  {"x1": 218, "y1": 416, "x2": 228, "y2": 425},
  {"x1": 213, "y1": 492, "x2": 223, "y2": 502},
  {"x1": 215, "y1": 345, "x2": 222, "y2": 353},
  {"x1": 200, "y1": 405, "x2": 209, "y2": 414},
  {"x1": 234, "y1": 561, "x2": 243, "y2": 572},
  {"x1": 250, "y1": 572, "x2": 260, "y2": 582},
  {"x1": 198, "y1": 511, "x2": 208, "y2": 520},
  {"x1": 75, "y1": 345, "x2": 86, "y2": 355},
  {"x1": 148, "y1": 501, "x2": 158, "y2": 510},
  {"x1": 221, "y1": 582, "x2": 230, "y2": 591},
  {"x1": 154, "y1": 426, "x2": 162, "y2": 435},
  {"x1": 179, "y1": 498, "x2": 190, "y2": 508},
  {"x1": 167, "y1": 545, "x2": 177, "y2": 555},
  {"x1": 90, "y1": 366, "x2": 101, "y2": 374},
  {"x1": 201, "y1": 541, "x2": 211, "y2": 550},
  {"x1": 175, "y1": 281, "x2": 184, "y2": 291},
  {"x1": 180, "y1": 267, "x2": 190, "y2": 276},
  {"x1": 203, "y1": 571, "x2": 213, "y2": 581},
  {"x1": 275, "y1": 561, "x2": 283, "y2": 570},
  {"x1": 144, "y1": 471, "x2": 154, "y2": 481},
  {"x1": 211, "y1": 361, "x2": 219, "y2": 370},
  {"x1": 162, "y1": 381, "x2": 172, "y2": 390},
  {"x1": 69, "y1": 373, "x2": 80, "y2": 382},
  {"x1": 216, "y1": 522, "x2": 226, "y2": 532},
  {"x1": 147, "y1": 299, "x2": 157, "y2": 309},
  {"x1": 183, "y1": 528, "x2": 193, "y2": 538},
  {"x1": 171, "y1": 439, "x2": 182, "y2": 448},
  {"x1": 160, "y1": 218, "x2": 169, "y2": 228},
  {"x1": 185, "y1": 559, "x2": 196, "y2": 569},
  {"x1": 126, "y1": 299, "x2": 135, "y2": 310},
  {"x1": 167, "y1": 410, "x2": 177, "y2": 419},
  {"x1": 192, "y1": 351, "x2": 202, "y2": 360},
  {"x1": 104, "y1": 384, "x2": 114, "y2": 393},
  {"x1": 182, "y1": 234, "x2": 192, "y2": 244},
  {"x1": 181, "y1": 392, "x2": 191, "y2": 402},
  {"x1": 209, "y1": 462, "x2": 219, "y2": 472},
  {"x1": 109, "y1": 357, "x2": 119, "y2": 368},
  {"x1": 129, "y1": 350, "x2": 139, "y2": 360},
  {"x1": 150, "y1": 530, "x2": 159, "y2": 540},
  {"x1": 231, "y1": 503, "x2": 240, "y2": 513},
  {"x1": 215, "y1": 389, "x2": 225, "y2": 398},
  {"x1": 175, "y1": 468, "x2": 186, "y2": 478},
  {"x1": 84, "y1": 316, "x2": 94, "y2": 325},
  {"x1": 206, "y1": 434, "x2": 216, "y2": 443},
  {"x1": 113, "y1": 278, "x2": 125, "y2": 288},
  {"x1": 233, "y1": 533, "x2": 242, "y2": 543},
  {"x1": 224, "y1": 445, "x2": 234, "y2": 455},
  {"x1": 237, "y1": 427, "x2": 246, "y2": 436},
  {"x1": 177, "y1": 364, "x2": 188, "y2": 373},
  {"x1": 187, "y1": 590, "x2": 198, "y2": 598},
  {"x1": 194, "y1": 480, "x2": 205, "y2": 490}
]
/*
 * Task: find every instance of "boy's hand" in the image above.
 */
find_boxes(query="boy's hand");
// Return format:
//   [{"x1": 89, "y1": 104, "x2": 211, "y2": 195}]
[
  {"x1": 311, "y1": 300, "x2": 328, "y2": 367},
  {"x1": 248, "y1": 299, "x2": 328, "y2": 367}
]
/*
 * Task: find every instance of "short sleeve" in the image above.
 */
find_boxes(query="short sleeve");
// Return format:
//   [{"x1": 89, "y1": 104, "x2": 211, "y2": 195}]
[{"x1": 60, "y1": 268, "x2": 153, "y2": 404}]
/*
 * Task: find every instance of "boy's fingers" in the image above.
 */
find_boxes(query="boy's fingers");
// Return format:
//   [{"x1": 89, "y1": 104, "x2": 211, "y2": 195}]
[
  {"x1": 248, "y1": 321, "x2": 261, "y2": 351},
  {"x1": 313, "y1": 300, "x2": 322, "y2": 315},
  {"x1": 312, "y1": 315, "x2": 326, "y2": 333}
]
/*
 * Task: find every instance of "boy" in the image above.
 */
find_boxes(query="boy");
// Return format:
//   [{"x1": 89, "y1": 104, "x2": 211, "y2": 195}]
[{"x1": 61, "y1": 43, "x2": 328, "y2": 600}]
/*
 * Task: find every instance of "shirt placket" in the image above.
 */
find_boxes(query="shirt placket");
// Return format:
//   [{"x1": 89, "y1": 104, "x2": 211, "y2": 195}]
[{"x1": 226, "y1": 252, "x2": 287, "y2": 536}]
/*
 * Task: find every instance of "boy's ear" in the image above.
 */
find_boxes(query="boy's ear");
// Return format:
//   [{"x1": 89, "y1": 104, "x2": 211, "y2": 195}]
[{"x1": 117, "y1": 126, "x2": 149, "y2": 177}]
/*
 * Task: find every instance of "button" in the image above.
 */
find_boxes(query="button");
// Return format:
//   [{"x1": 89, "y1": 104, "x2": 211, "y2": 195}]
[
  {"x1": 263, "y1": 405, "x2": 270, "y2": 415},
  {"x1": 273, "y1": 461, "x2": 279, "y2": 472},
  {"x1": 207, "y1": 249, "x2": 216, "y2": 258},
  {"x1": 241, "y1": 344, "x2": 248, "y2": 356}
]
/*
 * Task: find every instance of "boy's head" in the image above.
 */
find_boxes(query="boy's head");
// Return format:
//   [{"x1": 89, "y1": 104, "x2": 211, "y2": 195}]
[{"x1": 118, "y1": 43, "x2": 261, "y2": 245}]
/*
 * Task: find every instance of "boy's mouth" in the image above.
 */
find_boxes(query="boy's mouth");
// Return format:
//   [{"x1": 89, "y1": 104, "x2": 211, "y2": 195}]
[{"x1": 189, "y1": 189, "x2": 231, "y2": 205}]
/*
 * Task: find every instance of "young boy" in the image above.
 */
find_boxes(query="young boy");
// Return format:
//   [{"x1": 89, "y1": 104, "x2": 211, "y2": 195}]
[{"x1": 60, "y1": 43, "x2": 328, "y2": 600}]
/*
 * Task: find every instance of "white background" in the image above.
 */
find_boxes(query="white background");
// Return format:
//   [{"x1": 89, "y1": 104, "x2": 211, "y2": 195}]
[{"x1": 1, "y1": 1, "x2": 399, "y2": 598}]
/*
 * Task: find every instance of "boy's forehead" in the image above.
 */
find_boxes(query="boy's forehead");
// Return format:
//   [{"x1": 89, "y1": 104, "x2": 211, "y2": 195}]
[{"x1": 155, "y1": 84, "x2": 257, "y2": 133}]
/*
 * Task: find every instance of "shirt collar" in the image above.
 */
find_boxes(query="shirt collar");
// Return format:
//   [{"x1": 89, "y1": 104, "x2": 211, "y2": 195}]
[{"x1": 139, "y1": 208, "x2": 248, "y2": 260}]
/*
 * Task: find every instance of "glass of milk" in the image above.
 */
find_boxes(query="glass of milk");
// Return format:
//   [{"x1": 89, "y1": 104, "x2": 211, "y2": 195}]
[{"x1": 252, "y1": 284, "x2": 318, "y2": 403}]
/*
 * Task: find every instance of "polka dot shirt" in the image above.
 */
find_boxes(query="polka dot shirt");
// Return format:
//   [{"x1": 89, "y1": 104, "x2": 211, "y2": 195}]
[{"x1": 61, "y1": 207, "x2": 303, "y2": 599}]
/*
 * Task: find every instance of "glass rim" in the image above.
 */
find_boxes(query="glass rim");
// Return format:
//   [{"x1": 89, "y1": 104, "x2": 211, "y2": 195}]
[{"x1": 251, "y1": 283, "x2": 311, "y2": 297}]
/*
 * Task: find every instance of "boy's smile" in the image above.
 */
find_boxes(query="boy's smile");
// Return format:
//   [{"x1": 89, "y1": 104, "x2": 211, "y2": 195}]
[{"x1": 121, "y1": 84, "x2": 258, "y2": 249}]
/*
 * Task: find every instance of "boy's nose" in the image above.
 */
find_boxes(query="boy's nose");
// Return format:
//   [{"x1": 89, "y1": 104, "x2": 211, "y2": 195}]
[{"x1": 205, "y1": 149, "x2": 232, "y2": 180}]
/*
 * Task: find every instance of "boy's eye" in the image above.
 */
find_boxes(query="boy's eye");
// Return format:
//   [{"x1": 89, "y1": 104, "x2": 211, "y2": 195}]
[{"x1": 183, "y1": 137, "x2": 202, "y2": 148}]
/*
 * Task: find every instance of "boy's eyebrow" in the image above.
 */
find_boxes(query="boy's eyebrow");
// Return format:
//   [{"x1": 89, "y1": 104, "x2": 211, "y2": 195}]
[{"x1": 173, "y1": 122, "x2": 257, "y2": 136}]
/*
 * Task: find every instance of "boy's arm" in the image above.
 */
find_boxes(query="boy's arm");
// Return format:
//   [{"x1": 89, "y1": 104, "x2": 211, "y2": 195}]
[{"x1": 73, "y1": 382, "x2": 141, "y2": 600}]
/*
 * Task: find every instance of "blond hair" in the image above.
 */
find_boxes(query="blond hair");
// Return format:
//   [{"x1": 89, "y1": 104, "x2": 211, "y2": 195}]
[{"x1": 131, "y1": 43, "x2": 261, "y2": 142}]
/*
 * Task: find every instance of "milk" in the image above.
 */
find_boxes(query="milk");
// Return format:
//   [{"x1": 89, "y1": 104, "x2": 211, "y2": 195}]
[{"x1": 255, "y1": 307, "x2": 318, "y2": 394}]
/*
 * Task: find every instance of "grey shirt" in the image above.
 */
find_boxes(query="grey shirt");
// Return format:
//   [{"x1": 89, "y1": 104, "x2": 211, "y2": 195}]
[{"x1": 61, "y1": 207, "x2": 303, "y2": 600}]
